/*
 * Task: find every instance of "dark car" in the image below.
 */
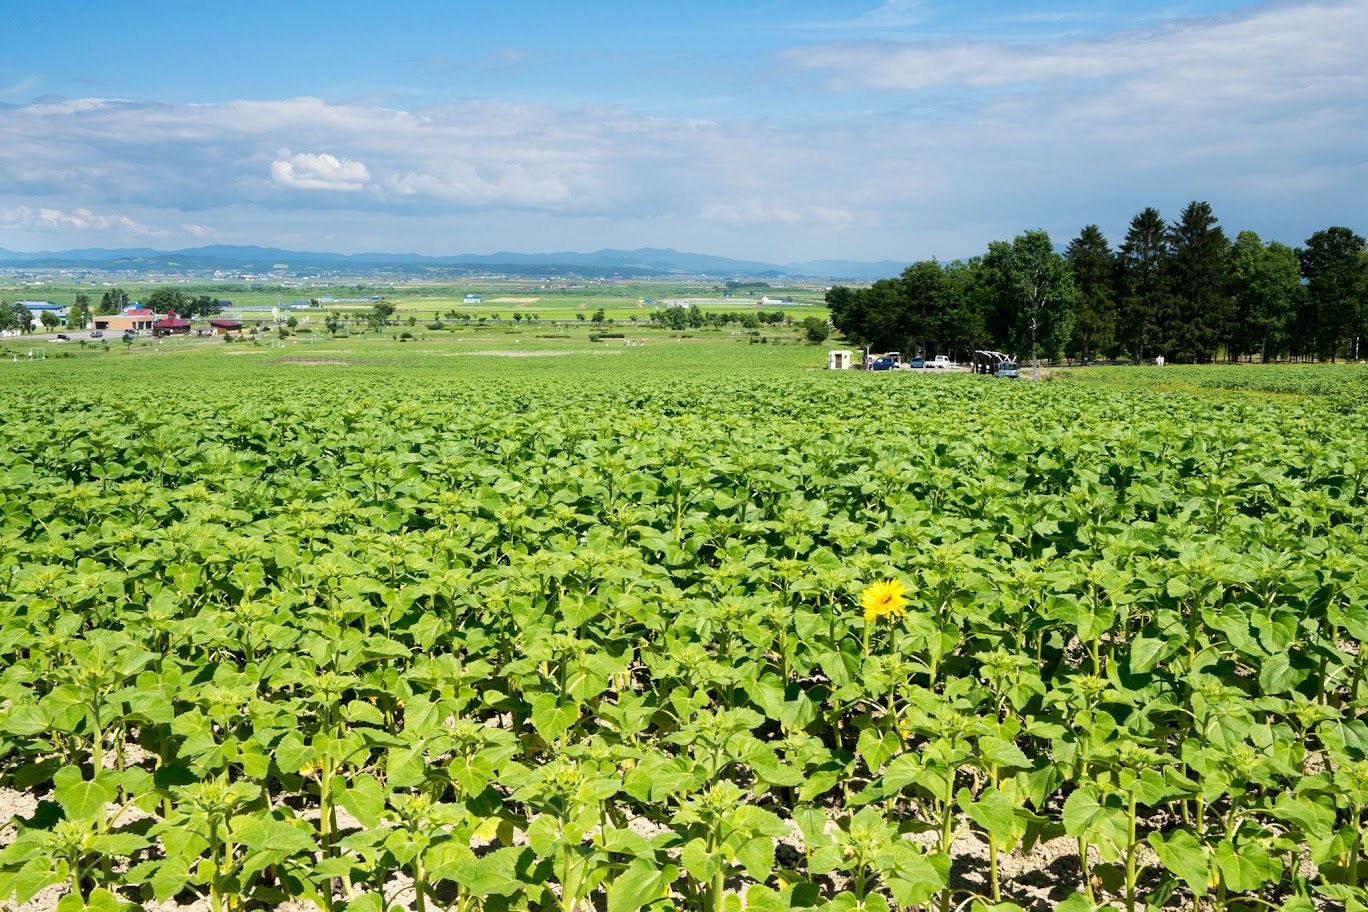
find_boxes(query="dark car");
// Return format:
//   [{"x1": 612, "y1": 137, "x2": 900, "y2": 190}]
[
  {"x1": 870, "y1": 355, "x2": 898, "y2": 371},
  {"x1": 55, "y1": 334, "x2": 70, "y2": 341}
]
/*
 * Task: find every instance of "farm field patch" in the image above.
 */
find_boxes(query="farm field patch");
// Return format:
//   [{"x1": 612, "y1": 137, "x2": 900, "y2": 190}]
[
  {"x1": 2, "y1": 352, "x2": 1367, "y2": 912},
  {"x1": 4, "y1": 279, "x2": 829, "y2": 331}
]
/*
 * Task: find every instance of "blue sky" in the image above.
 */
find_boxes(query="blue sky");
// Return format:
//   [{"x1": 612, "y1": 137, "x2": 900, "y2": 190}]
[{"x1": 1, "y1": 1, "x2": 1364, "y2": 264}]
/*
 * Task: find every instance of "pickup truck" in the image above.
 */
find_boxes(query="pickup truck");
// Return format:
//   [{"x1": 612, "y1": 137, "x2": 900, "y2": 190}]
[{"x1": 927, "y1": 355, "x2": 953, "y2": 369}]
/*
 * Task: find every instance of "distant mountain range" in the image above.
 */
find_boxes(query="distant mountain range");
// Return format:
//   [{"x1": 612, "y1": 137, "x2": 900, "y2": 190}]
[{"x1": 0, "y1": 244, "x2": 905, "y2": 281}]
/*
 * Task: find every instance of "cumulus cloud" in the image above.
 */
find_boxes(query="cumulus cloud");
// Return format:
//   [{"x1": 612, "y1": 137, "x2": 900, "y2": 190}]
[{"x1": 270, "y1": 151, "x2": 371, "y2": 191}]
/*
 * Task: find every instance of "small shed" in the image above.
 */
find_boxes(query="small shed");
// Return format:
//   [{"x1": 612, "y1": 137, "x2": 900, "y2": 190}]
[{"x1": 827, "y1": 349, "x2": 853, "y2": 370}]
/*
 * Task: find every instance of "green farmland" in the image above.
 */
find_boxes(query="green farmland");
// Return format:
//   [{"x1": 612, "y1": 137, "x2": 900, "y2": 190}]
[
  {"x1": 7, "y1": 279, "x2": 830, "y2": 328},
  {"x1": 4, "y1": 347, "x2": 1368, "y2": 912}
]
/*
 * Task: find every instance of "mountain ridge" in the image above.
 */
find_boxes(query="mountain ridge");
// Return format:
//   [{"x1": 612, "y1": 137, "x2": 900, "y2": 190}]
[{"x1": 0, "y1": 244, "x2": 905, "y2": 280}]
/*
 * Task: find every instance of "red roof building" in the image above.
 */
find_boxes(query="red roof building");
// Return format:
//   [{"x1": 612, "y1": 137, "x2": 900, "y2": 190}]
[{"x1": 154, "y1": 310, "x2": 192, "y2": 335}]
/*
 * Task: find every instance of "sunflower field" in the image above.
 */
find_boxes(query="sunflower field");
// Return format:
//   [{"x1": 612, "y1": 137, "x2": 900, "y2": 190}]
[{"x1": 3, "y1": 347, "x2": 1368, "y2": 912}]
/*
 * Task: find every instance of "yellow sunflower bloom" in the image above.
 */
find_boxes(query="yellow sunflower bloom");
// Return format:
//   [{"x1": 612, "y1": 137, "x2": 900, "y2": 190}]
[{"x1": 860, "y1": 578, "x2": 909, "y2": 623}]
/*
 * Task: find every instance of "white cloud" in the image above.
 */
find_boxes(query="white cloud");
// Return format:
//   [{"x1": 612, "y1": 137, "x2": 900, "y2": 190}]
[
  {"x1": 270, "y1": 151, "x2": 371, "y2": 191},
  {"x1": 783, "y1": 0, "x2": 929, "y2": 32},
  {"x1": 788, "y1": 1, "x2": 1368, "y2": 97},
  {"x1": 700, "y1": 203, "x2": 859, "y2": 230},
  {"x1": 851, "y1": 1, "x2": 928, "y2": 28},
  {"x1": 0, "y1": 205, "x2": 167, "y2": 237},
  {"x1": 0, "y1": 4, "x2": 1364, "y2": 263},
  {"x1": 0, "y1": 76, "x2": 40, "y2": 99},
  {"x1": 382, "y1": 165, "x2": 573, "y2": 207}
]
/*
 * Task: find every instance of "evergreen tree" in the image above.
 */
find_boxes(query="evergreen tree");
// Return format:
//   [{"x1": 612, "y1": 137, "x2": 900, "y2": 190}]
[
  {"x1": 1116, "y1": 208, "x2": 1167, "y2": 364},
  {"x1": 1066, "y1": 225, "x2": 1117, "y2": 364},
  {"x1": 72, "y1": 293, "x2": 92, "y2": 328},
  {"x1": 98, "y1": 287, "x2": 129, "y2": 315},
  {"x1": 1165, "y1": 201, "x2": 1229, "y2": 362}
]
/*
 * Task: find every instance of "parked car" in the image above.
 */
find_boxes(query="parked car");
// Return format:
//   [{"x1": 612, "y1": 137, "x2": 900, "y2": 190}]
[
  {"x1": 929, "y1": 355, "x2": 953, "y2": 369},
  {"x1": 870, "y1": 355, "x2": 898, "y2": 371},
  {"x1": 907, "y1": 356, "x2": 925, "y2": 369},
  {"x1": 994, "y1": 359, "x2": 1021, "y2": 379}
]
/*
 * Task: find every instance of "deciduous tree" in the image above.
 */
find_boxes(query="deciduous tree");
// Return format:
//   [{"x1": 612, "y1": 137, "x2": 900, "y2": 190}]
[
  {"x1": 826, "y1": 279, "x2": 911, "y2": 353},
  {"x1": 801, "y1": 317, "x2": 829, "y2": 343},
  {"x1": 144, "y1": 287, "x2": 187, "y2": 314},
  {"x1": 1298, "y1": 227, "x2": 1368, "y2": 360},
  {"x1": 990, "y1": 229, "x2": 1077, "y2": 381},
  {"x1": 1229, "y1": 231, "x2": 1301, "y2": 363}
]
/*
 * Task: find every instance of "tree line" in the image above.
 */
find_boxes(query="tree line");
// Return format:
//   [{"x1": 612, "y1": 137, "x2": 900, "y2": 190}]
[
  {"x1": 826, "y1": 201, "x2": 1368, "y2": 365},
  {"x1": 651, "y1": 306, "x2": 793, "y2": 330}
]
